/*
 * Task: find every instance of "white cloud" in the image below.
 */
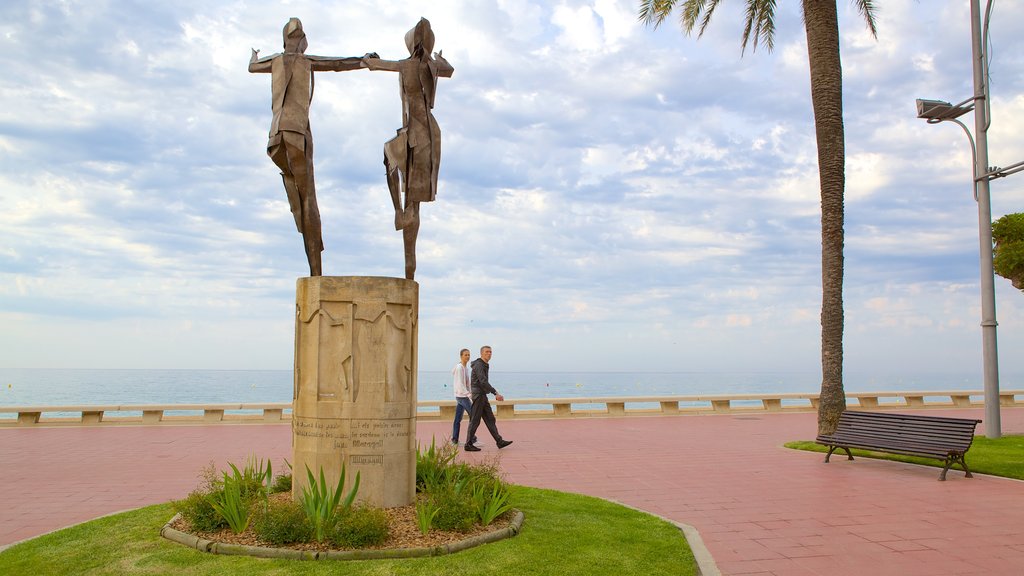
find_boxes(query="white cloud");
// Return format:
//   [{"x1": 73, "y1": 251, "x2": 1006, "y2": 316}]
[{"x1": 552, "y1": 2, "x2": 602, "y2": 53}]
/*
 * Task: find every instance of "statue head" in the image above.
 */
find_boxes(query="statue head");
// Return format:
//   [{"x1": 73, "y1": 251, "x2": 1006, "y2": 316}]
[
  {"x1": 283, "y1": 18, "x2": 308, "y2": 54},
  {"x1": 404, "y1": 18, "x2": 434, "y2": 59}
]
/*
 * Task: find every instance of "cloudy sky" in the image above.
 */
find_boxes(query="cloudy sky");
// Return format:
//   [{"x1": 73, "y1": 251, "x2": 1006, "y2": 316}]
[{"x1": 2, "y1": 0, "x2": 1023, "y2": 383}]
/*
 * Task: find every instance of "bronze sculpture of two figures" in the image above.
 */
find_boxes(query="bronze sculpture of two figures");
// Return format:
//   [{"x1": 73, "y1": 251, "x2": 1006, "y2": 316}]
[{"x1": 249, "y1": 18, "x2": 453, "y2": 280}]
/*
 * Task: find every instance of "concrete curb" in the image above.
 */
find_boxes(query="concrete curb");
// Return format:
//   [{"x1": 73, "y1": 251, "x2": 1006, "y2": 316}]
[
  {"x1": 675, "y1": 521, "x2": 720, "y2": 576},
  {"x1": 160, "y1": 509, "x2": 524, "y2": 560}
]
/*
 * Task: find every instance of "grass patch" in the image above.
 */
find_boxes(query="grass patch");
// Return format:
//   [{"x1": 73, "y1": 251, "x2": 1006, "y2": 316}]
[
  {"x1": 0, "y1": 486, "x2": 697, "y2": 576},
  {"x1": 786, "y1": 434, "x2": 1024, "y2": 480}
]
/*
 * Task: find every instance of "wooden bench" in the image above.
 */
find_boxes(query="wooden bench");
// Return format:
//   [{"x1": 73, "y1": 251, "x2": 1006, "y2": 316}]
[{"x1": 815, "y1": 411, "x2": 982, "y2": 481}]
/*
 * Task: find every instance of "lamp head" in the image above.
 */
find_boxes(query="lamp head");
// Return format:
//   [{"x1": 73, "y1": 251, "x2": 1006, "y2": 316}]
[{"x1": 916, "y1": 98, "x2": 973, "y2": 121}]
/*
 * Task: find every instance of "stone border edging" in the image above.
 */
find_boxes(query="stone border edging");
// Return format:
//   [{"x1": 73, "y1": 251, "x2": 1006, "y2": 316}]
[
  {"x1": 675, "y1": 521, "x2": 720, "y2": 576},
  {"x1": 160, "y1": 510, "x2": 524, "y2": 560}
]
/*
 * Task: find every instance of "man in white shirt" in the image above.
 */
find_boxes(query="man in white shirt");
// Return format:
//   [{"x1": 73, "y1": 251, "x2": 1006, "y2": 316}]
[{"x1": 451, "y1": 348, "x2": 474, "y2": 444}]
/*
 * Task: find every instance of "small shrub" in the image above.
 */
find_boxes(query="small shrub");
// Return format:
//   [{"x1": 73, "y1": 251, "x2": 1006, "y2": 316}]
[
  {"x1": 173, "y1": 489, "x2": 227, "y2": 532},
  {"x1": 328, "y1": 505, "x2": 390, "y2": 548},
  {"x1": 414, "y1": 442, "x2": 509, "y2": 533},
  {"x1": 242, "y1": 455, "x2": 274, "y2": 499},
  {"x1": 429, "y1": 483, "x2": 476, "y2": 532},
  {"x1": 197, "y1": 461, "x2": 220, "y2": 492},
  {"x1": 416, "y1": 437, "x2": 459, "y2": 492},
  {"x1": 271, "y1": 472, "x2": 292, "y2": 494},
  {"x1": 464, "y1": 457, "x2": 503, "y2": 485},
  {"x1": 217, "y1": 456, "x2": 272, "y2": 502},
  {"x1": 252, "y1": 498, "x2": 312, "y2": 545}
]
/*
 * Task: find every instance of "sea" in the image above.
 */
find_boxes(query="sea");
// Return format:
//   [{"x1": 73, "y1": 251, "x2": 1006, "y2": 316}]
[{"x1": 0, "y1": 368, "x2": 1019, "y2": 419}]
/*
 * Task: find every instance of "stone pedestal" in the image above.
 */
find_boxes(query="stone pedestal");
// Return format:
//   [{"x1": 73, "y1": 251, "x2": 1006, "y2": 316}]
[{"x1": 291, "y1": 276, "x2": 418, "y2": 508}]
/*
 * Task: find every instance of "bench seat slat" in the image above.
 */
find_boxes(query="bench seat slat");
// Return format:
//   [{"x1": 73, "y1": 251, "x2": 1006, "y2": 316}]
[{"x1": 816, "y1": 438, "x2": 962, "y2": 458}]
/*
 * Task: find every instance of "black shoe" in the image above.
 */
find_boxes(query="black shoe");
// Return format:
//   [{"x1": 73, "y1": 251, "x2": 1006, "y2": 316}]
[
  {"x1": 464, "y1": 444, "x2": 481, "y2": 452},
  {"x1": 497, "y1": 439, "x2": 513, "y2": 449}
]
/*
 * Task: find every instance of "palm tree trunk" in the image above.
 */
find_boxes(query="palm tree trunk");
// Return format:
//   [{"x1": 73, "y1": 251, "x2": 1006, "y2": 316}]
[{"x1": 803, "y1": 0, "x2": 846, "y2": 435}]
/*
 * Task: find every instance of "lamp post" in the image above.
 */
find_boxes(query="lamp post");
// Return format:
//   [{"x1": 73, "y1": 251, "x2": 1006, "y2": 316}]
[{"x1": 915, "y1": 0, "x2": 1024, "y2": 438}]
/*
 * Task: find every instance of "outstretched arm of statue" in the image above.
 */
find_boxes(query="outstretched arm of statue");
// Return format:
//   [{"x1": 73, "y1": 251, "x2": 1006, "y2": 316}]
[
  {"x1": 307, "y1": 54, "x2": 366, "y2": 72},
  {"x1": 248, "y1": 49, "x2": 275, "y2": 73},
  {"x1": 432, "y1": 50, "x2": 454, "y2": 78},
  {"x1": 364, "y1": 55, "x2": 401, "y2": 72}
]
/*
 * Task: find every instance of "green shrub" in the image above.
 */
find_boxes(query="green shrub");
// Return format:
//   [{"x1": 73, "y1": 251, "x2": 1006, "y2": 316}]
[
  {"x1": 196, "y1": 461, "x2": 221, "y2": 492},
  {"x1": 414, "y1": 441, "x2": 510, "y2": 533},
  {"x1": 172, "y1": 489, "x2": 226, "y2": 532},
  {"x1": 416, "y1": 437, "x2": 459, "y2": 492},
  {"x1": 251, "y1": 498, "x2": 312, "y2": 545},
  {"x1": 223, "y1": 456, "x2": 272, "y2": 501},
  {"x1": 428, "y1": 483, "x2": 476, "y2": 532},
  {"x1": 328, "y1": 505, "x2": 390, "y2": 548},
  {"x1": 271, "y1": 472, "x2": 292, "y2": 494}
]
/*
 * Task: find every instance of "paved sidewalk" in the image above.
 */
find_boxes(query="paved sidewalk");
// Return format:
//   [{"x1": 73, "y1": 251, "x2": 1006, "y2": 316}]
[{"x1": 1, "y1": 408, "x2": 1022, "y2": 575}]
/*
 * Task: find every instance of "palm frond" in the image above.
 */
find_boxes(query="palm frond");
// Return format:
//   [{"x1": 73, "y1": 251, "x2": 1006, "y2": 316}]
[
  {"x1": 741, "y1": 0, "x2": 777, "y2": 54},
  {"x1": 855, "y1": 0, "x2": 879, "y2": 39},
  {"x1": 678, "y1": 0, "x2": 722, "y2": 38},
  {"x1": 638, "y1": 0, "x2": 678, "y2": 28}
]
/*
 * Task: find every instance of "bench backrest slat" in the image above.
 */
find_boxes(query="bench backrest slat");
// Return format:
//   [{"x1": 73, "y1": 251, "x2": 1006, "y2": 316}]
[{"x1": 831, "y1": 411, "x2": 980, "y2": 453}]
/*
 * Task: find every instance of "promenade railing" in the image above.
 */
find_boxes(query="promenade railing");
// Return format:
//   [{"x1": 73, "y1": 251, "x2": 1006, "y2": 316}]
[{"x1": 1, "y1": 390, "x2": 1021, "y2": 427}]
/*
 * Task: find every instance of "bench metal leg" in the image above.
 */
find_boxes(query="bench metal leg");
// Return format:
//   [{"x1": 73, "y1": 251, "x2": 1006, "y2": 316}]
[
  {"x1": 824, "y1": 445, "x2": 853, "y2": 463},
  {"x1": 940, "y1": 454, "x2": 973, "y2": 481}
]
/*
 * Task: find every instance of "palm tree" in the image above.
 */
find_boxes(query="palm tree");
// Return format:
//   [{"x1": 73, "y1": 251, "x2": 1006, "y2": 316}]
[{"x1": 639, "y1": 1, "x2": 877, "y2": 434}]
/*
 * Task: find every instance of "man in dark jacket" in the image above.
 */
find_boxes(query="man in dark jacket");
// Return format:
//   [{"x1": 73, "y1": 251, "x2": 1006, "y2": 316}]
[{"x1": 464, "y1": 346, "x2": 513, "y2": 452}]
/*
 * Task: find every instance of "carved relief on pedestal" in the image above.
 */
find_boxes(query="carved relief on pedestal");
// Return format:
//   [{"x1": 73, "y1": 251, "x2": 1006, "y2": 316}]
[
  {"x1": 296, "y1": 302, "x2": 354, "y2": 402},
  {"x1": 386, "y1": 303, "x2": 414, "y2": 403},
  {"x1": 353, "y1": 303, "x2": 387, "y2": 406}
]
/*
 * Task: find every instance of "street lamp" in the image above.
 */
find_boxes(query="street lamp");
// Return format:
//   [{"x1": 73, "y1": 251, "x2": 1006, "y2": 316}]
[{"x1": 915, "y1": 0, "x2": 1024, "y2": 438}]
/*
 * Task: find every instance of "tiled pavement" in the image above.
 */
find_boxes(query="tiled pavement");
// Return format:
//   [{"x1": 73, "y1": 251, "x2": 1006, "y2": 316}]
[{"x1": 1, "y1": 408, "x2": 1022, "y2": 575}]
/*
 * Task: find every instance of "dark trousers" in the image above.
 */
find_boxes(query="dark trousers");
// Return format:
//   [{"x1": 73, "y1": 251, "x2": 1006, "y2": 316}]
[
  {"x1": 451, "y1": 396, "x2": 473, "y2": 442},
  {"x1": 466, "y1": 394, "x2": 502, "y2": 445}
]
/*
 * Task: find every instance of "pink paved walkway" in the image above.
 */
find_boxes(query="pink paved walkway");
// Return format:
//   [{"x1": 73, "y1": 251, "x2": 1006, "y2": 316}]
[{"x1": 1, "y1": 408, "x2": 1023, "y2": 575}]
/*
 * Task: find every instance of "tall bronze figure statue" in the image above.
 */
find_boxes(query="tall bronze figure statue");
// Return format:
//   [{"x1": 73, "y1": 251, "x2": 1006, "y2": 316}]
[
  {"x1": 249, "y1": 18, "x2": 371, "y2": 277},
  {"x1": 367, "y1": 18, "x2": 454, "y2": 280}
]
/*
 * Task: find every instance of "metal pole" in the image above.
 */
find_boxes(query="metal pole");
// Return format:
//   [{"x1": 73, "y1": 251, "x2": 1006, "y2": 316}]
[{"x1": 970, "y1": 0, "x2": 1001, "y2": 438}]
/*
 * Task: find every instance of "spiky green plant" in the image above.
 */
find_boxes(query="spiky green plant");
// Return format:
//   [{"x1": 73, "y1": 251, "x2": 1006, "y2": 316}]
[
  {"x1": 415, "y1": 437, "x2": 459, "y2": 492},
  {"x1": 207, "y1": 464, "x2": 252, "y2": 534},
  {"x1": 300, "y1": 464, "x2": 361, "y2": 542},
  {"x1": 415, "y1": 497, "x2": 440, "y2": 535},
  {"x1": 472, "y1": 479, "x2": 514, "y2": 526}
]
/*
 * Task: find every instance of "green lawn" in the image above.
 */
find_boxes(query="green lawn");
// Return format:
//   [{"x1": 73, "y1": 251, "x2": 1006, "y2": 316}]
[
  {"x1": 786, "y1": 434, "x2": 1024, "y2": 480},
  {"x1": 0, "y1": 486, "x2": 697, "y2": 576}
]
